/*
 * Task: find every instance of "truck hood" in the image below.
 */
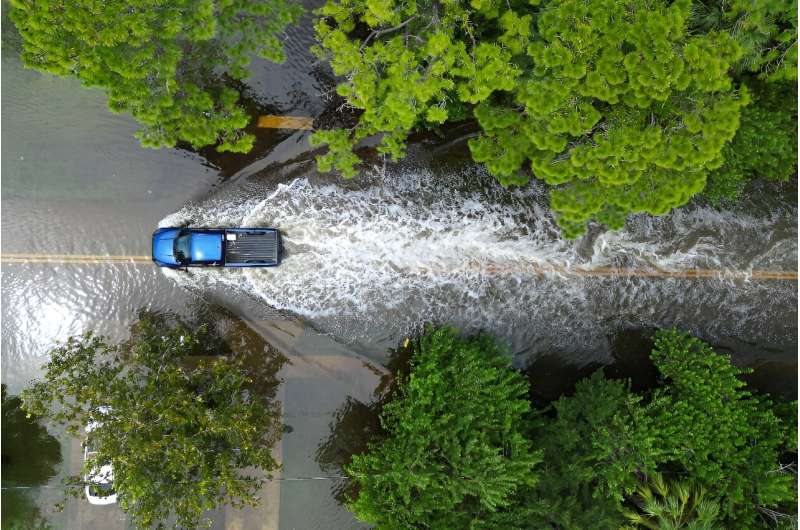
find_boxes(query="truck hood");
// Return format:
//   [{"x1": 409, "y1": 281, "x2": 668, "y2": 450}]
[{"x1": 152, "y1": 228, "x2": 180, "y2": 266}]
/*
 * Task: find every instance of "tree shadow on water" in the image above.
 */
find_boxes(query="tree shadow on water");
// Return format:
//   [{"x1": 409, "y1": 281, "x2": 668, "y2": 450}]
[
  {"x1": 127, "y1": 305, "x2": 288, "y2": 401},
  {"x1": 1, "y1": 384, "x2": 62, "y2": 529},
  {"x1": 314, "y1": 339, "x2": 415, "y2": 504},
  {"x1": 523, "y1": 326, "x2": 659, "y2": 408}
]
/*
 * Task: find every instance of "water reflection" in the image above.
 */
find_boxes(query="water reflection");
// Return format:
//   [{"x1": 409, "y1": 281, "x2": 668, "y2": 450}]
[
  {"x1": 524, "y1": 326, "x2": 798, "y2": 404},
  {"x1": 315, "y1": 339, "x2": 414, "y2": 504},
  {"x1": 522, "y1": 327, "x2": 659, "y2": 406},
  {"x1": 127, "y1": 305, "x2": 288, "y2": 401},
  {"x1": 0, "y1": 0, "x2": 326, "y2": 399},
  {"x1": 1, "y1": 384, "x2": 62, "y2": 529}
]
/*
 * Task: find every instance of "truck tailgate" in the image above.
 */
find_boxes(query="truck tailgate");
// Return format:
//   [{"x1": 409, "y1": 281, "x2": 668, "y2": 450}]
[{"x1": 224, "y1": 230, "x2": 280, "y2": 266}]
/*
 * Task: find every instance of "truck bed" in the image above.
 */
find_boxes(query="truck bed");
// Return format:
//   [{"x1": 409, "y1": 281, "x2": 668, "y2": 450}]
[{"x1": 224, "y1": 230, "x2": 280, "y2": 266}]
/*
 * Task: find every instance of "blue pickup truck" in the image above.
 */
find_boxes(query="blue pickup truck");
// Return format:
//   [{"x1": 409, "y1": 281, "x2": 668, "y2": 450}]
[{"x1": 152, "y1": 228, "x2": 282, "y2": 268}]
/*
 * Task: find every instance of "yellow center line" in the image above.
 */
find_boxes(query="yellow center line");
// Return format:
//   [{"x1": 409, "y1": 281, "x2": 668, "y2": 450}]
[
  {"x1": 256, "y1": 115, "x2": 314, "y2": 130},
  {"x1": 1, "y1": 253, "x2": 151, "y2": 264},
  {"x1": 469, "y1": 263, "x2": 798, "y2": 281},
  {"x1": 1, "y1": 254, "x2": 795, "y2": 281}
]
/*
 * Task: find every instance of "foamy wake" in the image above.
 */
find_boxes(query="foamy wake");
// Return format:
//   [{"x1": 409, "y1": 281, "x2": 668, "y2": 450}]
[{"x1": 160, "y1": 167, "x2": 797, "y2": 357}]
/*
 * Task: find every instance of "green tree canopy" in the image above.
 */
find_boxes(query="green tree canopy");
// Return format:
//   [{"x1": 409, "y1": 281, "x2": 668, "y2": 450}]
[
  {"x1": 527, "y1": 371, "x2": 663, "y2": 528},
  {"x1": 529, "y1": 330, "x2": 797, "y2": 529},
  {"x1": 346, "y1": 326, "x2": 541, "y2": 529},
  {"x1": 647, "y1": 330, "x2": 797, "y2": 528},
  {"x1": 21, "y1": 312, "x2": 285, "y2": 529},
  {"x1": 704, "y1": 79, "x2": 797, "y2": 203},
  {"x1": 692, "y1": 0, "x2": 798, "y2": 203},
  {"x1": 10, "y1": 0, "x2": 302, "y2": 153},
  {"x1": 342, "y1": 328, "x2": 797, "y2": 529},
  {"x1": 692, "y1": 0, "x2": 798, "y2": 82},
  {"x1": 311, "y1": 0, "x2": 755, "y2": 237},
  {"x1": 621, "y1": 473, "x2": 723, "y2": 530}
]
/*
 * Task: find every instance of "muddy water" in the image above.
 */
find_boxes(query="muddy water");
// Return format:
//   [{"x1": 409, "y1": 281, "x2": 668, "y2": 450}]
[
  {"x1": 0, "y1": 0, "x2": 331, "y2": 391},
  {"x1": 159, "y1": 157, "x2": 798, "y2": 374},
  {"x1": 1, "y1": 53, "x2": 219, "y2": 392}
]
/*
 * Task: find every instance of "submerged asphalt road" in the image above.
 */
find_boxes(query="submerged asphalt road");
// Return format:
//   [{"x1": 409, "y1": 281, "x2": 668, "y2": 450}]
[
  {"x1": 2, "y1": 252, "x2": 797, "y2": 280},
  {"x1": 1, "y1": 4, "x2": 374, "y2": 527}
]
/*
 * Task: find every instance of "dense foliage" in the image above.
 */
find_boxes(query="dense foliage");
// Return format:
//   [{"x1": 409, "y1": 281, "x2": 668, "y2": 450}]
[
  {"x1": 527, "y1": 372, "x2": 663, "y2": 528},
  {"x1": 531, "y1": 330, "x2": 797, "y2": 528},
  {"x1": 311, "y1": 0, "x2": 759, "y2": 237},
  {"x1": 692, "y1": 0, "x2": 798, "y2": 82},
  {"x1": 704, "y1": 79, "x2": 798, "y2": 203},
  {"x1": 344, "y1": 328, "x2": 797, "y2": 528},
  {"x1": 646, "y1": 330, "x2": 796, "y2": 528},
  {"x1": 21, "y1": 313, "x2": 284, "y2": 529},
  {"x1": 346, "y1": 327, "x2": 541, "y2": 529},
  {"x1": 692, "y1": 0, "x2": 797, "y2": 204},
  {"x1": 10, "y1": 0, "x2": 302, "y2": 153},
  {"x1": 621, "y1": 474, "x2": 722, "y2": 529},
  {"x1": 694, "y1": 0, "x2": 798, "y2": 203}
]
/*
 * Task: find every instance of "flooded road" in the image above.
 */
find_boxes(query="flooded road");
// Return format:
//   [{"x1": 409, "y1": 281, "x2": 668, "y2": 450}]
[
  {"x1": 1, "y1": 6, "x2": 372, "y2": 527},
  {"x1": 0, "y1": 0, "x2": 329, "y2": 392},
  {"x1": 161, "y1": 157, "x2": 797, "y2": 371},
  {"x1": 1, "y1": 4, "x2": 797, "y2": 529},
  {"x1": 1, "y1": 49, "x2": 219, "y2": 392}
]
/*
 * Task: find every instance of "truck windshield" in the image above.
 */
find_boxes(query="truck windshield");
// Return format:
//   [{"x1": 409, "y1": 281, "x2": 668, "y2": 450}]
[{"x1": 173, "y1": 233, "x2": 192, "y2": 264}]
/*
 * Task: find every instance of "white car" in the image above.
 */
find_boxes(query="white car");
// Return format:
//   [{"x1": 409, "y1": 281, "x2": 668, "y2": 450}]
[{"x1": 83, "y1": 407, "x2": 117, "y2": 505}]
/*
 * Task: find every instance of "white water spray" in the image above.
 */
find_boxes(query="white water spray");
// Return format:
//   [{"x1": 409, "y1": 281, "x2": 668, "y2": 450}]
[{"x1": 160, "y1": 168, "x2": 797, "y2": 358}]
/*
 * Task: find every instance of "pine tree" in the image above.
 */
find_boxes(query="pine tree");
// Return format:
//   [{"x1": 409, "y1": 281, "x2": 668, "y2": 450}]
[
  {"x1": 346, "y1": 327, "x2": 541, "y2": 528},
  {"x1": 621, "y1": 473, "x2": 723, "y2": 530},
  {"x1": 310, "y1": 0, "x2": 796, "y2": 237}
]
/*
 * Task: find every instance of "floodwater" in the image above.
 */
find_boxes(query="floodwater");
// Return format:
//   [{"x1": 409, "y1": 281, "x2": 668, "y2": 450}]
[
  {"x1": 0, "y1": 0, "x2": 329, "y2": 390},
  {"x1": 161, "y1": 155, "x2": 797, "y2": 375},
  {"x1": 1, "y1": 3, "x2": 797, "y2": 529},
  {"x1": 1, "y1": 4, "x2": 373, "y2": 527}
]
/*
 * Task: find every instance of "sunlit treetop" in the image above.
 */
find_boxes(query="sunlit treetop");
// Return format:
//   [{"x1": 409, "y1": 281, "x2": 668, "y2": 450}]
[
  {"x1": 310, "y1": 0, "x2": 763, "y2": 237},
  {"x1": 10, "y1": 0, "x2": 302, "y2": 153}
]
